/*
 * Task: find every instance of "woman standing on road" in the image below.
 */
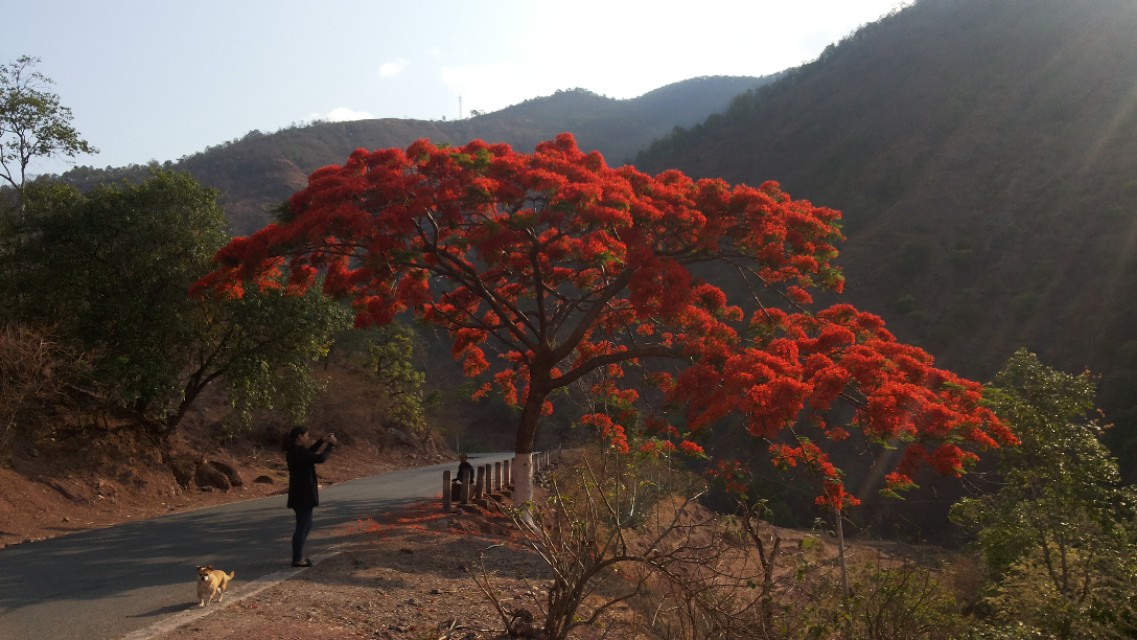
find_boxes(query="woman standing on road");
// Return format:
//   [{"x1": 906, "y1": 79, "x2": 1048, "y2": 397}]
[{"x1": 285, "y1": 426, "x2": 336, "y2": 567}]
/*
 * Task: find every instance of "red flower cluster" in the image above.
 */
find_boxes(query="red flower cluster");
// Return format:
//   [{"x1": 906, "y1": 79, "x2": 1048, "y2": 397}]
[
  {"x1": 770, "y1": 439, "x2": 860, "y2": 509},
  {"x1": 195, "y1": 134, "x2": 1013, "y2": 505},
  {"x1": 707, "y1": 459, "x2": 750, "y2": 496}
]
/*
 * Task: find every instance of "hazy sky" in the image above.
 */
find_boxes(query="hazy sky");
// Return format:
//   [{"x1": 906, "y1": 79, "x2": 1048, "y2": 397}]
[{"x1": 4, "y1": 0, "x2": 903, "y2": 175}]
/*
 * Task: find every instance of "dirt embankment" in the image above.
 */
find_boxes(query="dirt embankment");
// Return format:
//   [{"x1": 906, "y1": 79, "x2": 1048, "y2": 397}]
[{"x1": 0, "y1": 425, "x2": 447, "y2": 549}]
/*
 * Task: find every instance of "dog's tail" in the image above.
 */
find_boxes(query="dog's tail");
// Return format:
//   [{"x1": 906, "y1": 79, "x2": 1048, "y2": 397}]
[{"x1": 227, "y1": 571, "x2": 235, "y2": 579}]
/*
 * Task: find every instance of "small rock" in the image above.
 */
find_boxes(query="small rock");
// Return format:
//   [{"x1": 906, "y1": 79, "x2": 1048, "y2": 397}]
[
  {"x1": 206, "y1": 459, "x2": 244, "y2": 487},
  {"x1": 195, "y1": 463, "x2": 231, "y2": 491}
]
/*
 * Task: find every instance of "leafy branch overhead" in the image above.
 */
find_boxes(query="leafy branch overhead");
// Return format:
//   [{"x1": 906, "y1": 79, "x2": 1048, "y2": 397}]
[{"x1": 197, "y1": 133, "x2": 1015, "y2": 504}]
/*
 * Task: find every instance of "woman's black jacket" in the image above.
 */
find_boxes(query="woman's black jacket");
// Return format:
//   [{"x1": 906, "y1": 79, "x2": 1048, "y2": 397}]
[{"x1": 286, "y1": 439, "x2": 334, "y2": 510}]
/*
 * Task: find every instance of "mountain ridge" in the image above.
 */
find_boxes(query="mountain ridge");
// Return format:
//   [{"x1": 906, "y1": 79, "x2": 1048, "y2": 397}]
[{"x1": 60, "y1": 76, "x2": 772, "y2": 235}]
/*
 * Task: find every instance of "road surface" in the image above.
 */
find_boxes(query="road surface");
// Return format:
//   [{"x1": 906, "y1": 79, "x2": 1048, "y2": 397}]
[{"x1": 0, "y1": 452, "x2": 513, "y2": 640}]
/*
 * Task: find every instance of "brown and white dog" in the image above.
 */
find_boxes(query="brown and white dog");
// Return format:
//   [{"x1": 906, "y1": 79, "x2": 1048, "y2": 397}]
[{"x1": 195, "y1": 565, "x2": 235, "y2": 607}]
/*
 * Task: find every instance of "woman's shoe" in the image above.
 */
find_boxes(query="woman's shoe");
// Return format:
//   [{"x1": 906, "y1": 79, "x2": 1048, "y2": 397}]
[{"x1": 291, "y1": 558, "x2": 312, "y2": 568}]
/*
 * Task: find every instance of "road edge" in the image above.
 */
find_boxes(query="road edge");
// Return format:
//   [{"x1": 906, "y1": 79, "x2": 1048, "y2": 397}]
[{"x1": 116, "y1": 551, "x2": 339, "y2": 640}]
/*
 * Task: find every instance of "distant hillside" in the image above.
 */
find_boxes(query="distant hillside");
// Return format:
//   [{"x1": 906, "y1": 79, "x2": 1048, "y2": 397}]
[
  {"x1": 60, "y1": 76, "x2": 770, "y2": 235},
  {"x1": 638, "y1": 0, "x2": 1137, "y2": 461}
]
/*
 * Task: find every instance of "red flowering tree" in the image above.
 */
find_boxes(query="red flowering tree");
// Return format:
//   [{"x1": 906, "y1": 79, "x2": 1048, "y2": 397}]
[{"x1": 195, "y1": 134, "x2": 1015, "y2": 504}]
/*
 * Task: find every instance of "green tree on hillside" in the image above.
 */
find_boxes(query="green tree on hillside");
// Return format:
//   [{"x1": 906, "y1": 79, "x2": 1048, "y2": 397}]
[
  {"x1": 0, "y1": 55, "x2": 96, "y2": 213},
  {"x1": 952, "y1": 349, "x2": 1137, "y2": 638},
  {"x1": 364, "y1": 323, "x2": 428, "y2": 436},
  {"x1": 4, "y1": 173, "x2": 349, "y2": 444}
]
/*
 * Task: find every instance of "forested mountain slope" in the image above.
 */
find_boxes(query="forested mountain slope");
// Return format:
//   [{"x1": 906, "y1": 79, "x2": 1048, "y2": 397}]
[{"x1": 637, "y1": 0, "x2": 1137, "y2": 462}]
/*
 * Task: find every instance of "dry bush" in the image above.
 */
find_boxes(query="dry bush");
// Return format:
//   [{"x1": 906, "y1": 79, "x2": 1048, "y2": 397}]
[
  {"x1": 764, "y1": 543, "x2": 969, "y2": 640},
  {"x1": 472, "y1": 446, "x2": 974, "y2": 640},
  {"x1": 469, "y1": 448, "x2": 702, "y2": 638},
  {"x1": 840, "y1": 558, "x2": 965, "y2": 640},
  {"x1": 0, "y1": 324, "x2": 90, "y2": 456},
  {"x1": 473, "y1": 448, "x2": 806, "y2": 640}
]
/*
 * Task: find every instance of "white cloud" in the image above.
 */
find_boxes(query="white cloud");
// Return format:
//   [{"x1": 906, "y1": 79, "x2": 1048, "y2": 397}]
[
  {"x1": 307, "y1": 107, "x2": 375, "y2": 123},
  {"x1": 379, "y1": 58, "x2": 410, "y2": 78}
]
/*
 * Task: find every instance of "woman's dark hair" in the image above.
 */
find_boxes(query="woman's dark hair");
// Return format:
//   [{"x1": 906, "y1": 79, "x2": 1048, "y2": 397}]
[{"x1": 283, "y1": 426, "x2": 309, "y2": 450}]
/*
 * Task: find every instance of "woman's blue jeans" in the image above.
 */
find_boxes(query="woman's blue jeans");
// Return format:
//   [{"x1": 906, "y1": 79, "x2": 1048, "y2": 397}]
[{"x1": 291, "y1": 507, "x2": 314, "y2": 563}]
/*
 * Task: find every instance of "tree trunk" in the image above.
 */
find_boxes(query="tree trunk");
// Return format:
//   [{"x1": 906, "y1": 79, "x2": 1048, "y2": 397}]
[
  {"x1": 512, "y1": 403, "x2": 540, "y2": 504},
  {"x1": 513, "y1": 452, "x2": 534, "y2": 503},
  {"x1": 512, "y1": 371, "x2": 549, "y2": 505}
]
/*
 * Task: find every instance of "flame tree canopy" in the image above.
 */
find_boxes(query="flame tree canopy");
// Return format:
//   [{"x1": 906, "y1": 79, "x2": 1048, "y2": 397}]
[{"x1": 195, "y1": 134, "x2": 1015, "y2": 506}]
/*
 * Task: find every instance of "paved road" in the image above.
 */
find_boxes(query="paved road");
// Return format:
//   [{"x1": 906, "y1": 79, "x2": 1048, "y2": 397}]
[{"x1": 0, "y1": 452, "x2": 513, "y2": 640}]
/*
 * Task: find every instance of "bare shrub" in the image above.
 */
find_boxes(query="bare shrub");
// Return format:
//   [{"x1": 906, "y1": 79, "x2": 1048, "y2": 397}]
[
  {"x1": 473, "y1": 449, "x2": 804, "y2": 640},
  {"x1": 473, "y1": 447, "x2": 970, "y2": 640},
  {"x1": 0, "y1": 324, "x2": 89, "y2": 454},
  {"x1": 777, "y1": 550, "x2": 967, "y2": 640},
  {"x1": 844, "y1": 558, "x2": 965, "y2": 640}
]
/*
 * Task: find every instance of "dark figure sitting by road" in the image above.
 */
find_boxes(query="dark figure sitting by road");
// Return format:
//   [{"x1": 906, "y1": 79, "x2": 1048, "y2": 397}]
[
  {"x1": 284, "y1": 426, "x2": 336, "y2": 567},
  {"x1": 451, "y1": 453, "x2": 475, "y2": 501}
]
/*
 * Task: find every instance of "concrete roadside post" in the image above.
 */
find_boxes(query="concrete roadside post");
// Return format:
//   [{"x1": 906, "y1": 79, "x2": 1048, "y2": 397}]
[
  {"x1": 442, "y1": 469, "x2": 452, "y2": 512},
  {"x1": 460, "y1": 465, "x2": 472, "y2": 504}
]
